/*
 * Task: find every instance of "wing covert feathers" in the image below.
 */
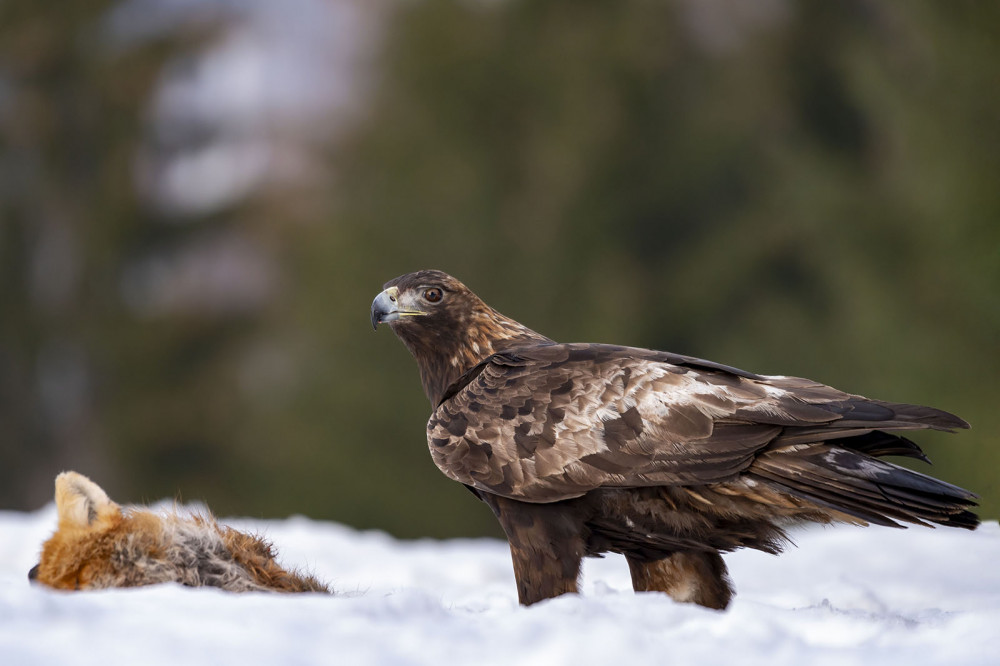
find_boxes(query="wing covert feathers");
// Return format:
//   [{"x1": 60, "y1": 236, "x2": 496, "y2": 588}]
[{"x1": 427, "y1": 342, "x2": 976, "y2": 529}]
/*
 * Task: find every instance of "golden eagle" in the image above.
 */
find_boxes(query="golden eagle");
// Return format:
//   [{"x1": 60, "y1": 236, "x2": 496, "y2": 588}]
[{"x1": 371, "y1": 270, "x2": 977, "y2": 609}]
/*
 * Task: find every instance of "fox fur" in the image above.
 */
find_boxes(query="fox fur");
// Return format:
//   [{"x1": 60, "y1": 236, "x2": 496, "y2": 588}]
[{"x1": 30, "y1": 471, "x2": 329, "y2": 593}]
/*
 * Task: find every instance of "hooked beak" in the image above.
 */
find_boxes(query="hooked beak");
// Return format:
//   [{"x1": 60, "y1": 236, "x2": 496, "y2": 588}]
[
  {"x1": 371, "y1": 288, "x2": 398, "y2": 330},
  {"x1": 371, "y1": 286, "x2": 428, "y2": 330}
]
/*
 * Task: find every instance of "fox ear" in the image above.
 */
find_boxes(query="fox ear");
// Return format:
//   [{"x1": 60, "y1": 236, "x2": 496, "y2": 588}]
[{"x1": 54, "y1": 472, "x2": 118, "y2": 528}]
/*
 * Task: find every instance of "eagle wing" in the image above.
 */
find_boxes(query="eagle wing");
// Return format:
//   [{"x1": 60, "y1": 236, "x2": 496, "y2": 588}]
[{"x1": 426, "y1": 342, "x2": 967, "y2": 503}]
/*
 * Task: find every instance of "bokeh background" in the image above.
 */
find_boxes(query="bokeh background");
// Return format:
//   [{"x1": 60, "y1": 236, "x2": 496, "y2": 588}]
[{"x1": 2, "y1": 0, "x2": 997, "y2": 538}]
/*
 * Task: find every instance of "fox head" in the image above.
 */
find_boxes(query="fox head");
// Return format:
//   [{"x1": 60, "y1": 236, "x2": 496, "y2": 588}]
[{"x1": 29, "y1": 471, "x2": 126, "y2": 588}]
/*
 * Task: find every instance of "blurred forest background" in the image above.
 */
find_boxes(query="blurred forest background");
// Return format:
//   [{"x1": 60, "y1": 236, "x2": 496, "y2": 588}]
[{"x1": 1, "y1": 0, "x2": 997, "y2": 538}]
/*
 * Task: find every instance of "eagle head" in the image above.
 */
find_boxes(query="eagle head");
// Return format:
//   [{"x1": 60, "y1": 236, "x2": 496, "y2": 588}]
[{"x1": 371, "y1": 270, "x2": 549, "y2": 405}]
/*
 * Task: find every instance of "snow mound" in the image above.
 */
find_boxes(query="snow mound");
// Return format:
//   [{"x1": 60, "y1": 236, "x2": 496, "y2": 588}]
[{"x1": 2, "y1": 505, "x2": 998, "y2": 665}]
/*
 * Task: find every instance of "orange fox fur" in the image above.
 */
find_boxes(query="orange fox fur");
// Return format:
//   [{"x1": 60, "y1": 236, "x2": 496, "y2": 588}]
[{"x1": 31, "y1": 471, "x2": 329, "y2": 593}]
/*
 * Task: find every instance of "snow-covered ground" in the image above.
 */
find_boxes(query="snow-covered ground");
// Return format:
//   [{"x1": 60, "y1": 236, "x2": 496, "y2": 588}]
[{"x1": 2, "y1": 504, "x2": 998, "y2": 666}]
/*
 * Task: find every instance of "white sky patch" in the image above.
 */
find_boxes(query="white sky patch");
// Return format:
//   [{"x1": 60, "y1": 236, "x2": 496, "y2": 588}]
[{"x1": 107, "y1": 0, "x2": 384, "y2": 217}]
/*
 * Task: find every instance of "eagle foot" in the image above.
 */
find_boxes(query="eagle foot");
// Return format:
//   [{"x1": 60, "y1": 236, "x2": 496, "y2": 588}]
[{"x1": 626, "y1": 551, "x2": 733, "y2": 610}]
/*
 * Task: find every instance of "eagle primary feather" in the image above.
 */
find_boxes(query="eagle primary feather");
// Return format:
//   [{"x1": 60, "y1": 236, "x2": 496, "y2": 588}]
[{"x1": 372, "y1": 270, "x2": 978, "y2": 608}]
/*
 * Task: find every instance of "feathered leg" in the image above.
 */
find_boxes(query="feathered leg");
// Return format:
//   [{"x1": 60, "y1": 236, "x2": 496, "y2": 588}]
[
  {"x1": 626, "y1": 551, "x2": 733, "y2": 610},
  {"x1": 485, "y1": 495, "x2": 585, "y2": 605}
]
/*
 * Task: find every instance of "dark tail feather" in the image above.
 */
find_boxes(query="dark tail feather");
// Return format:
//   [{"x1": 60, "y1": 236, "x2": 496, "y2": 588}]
[
  {"x1": 818, "y1": 397, "x2": 971, "y2": 433},
  {"x1": 863, "y1": 400, "x2": 970, "y2": 432},
  {"x1": 771, "y1": 401, "x2": 969, "y2": 450},
  {"x1": 834, "y1": 431, "x2": 930, "y2": 463},
  {"x1": 750, "y1": 445, "x2": 979, "y2": 530}
]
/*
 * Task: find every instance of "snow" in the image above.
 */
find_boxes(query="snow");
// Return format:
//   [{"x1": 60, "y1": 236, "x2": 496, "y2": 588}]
[{"x1": 2, "y1": 505, "x2": 998, "y2": 666}]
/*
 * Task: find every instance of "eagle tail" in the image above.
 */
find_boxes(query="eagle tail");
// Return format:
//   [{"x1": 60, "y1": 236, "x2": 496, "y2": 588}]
[
  {"x1": 750, "y1": 439, "x2": 979, "y2": 530},
  {"x1": 834, "y1": 430, "x2": 930, "y2": 462}
]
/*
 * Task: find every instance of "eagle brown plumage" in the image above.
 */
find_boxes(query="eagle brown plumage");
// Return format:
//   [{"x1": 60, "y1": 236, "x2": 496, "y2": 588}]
[{"x1": 371, "y1": 270, "x2": 978, "y2": 609}]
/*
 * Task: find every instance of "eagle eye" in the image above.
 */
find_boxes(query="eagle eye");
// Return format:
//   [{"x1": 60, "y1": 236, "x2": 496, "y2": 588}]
[{"x1": 423, "y1": 287, "x2": 443, "y2": 303}]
